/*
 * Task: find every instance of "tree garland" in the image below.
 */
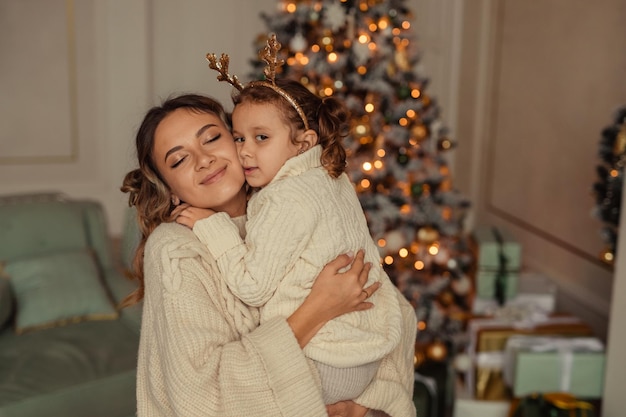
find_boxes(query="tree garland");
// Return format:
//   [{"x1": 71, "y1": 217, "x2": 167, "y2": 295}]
[{"x1": 592, "y1": 106, "x2": 626, "y2": 265}]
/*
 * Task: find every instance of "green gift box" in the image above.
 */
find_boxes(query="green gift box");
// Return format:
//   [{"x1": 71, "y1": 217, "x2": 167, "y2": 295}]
[
  {"x1": 504, "y1": 336, "x2": 605, "y2": 399},
  {"x1": 472, "y1": 227, "x2": 522, "y2": 270},
  {"x1": 475, "y1": 269, "x2": 518, "y2": 300}
]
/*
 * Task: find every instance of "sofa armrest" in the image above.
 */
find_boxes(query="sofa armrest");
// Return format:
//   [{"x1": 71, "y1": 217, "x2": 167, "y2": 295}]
[{"x1": 103, "y1": 268, "x2": 142, "y2": 332}]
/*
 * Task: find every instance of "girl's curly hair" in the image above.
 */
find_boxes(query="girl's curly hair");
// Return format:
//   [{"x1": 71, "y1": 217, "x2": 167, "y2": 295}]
[{"x1": 232, "y1": 78, "x2": 349, "y2": 178}]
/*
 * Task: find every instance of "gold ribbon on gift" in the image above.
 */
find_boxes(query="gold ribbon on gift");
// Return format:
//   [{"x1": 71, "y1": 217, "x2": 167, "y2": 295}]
[
  {"x1": 546, "y1": 393, "x2": 595, "y2": 417},
  {"x1": 509, "y1": 392, "x2": 596, "y2": 417},
  {"x1": 475, "y1": 351, "x2": 509, "y2": 400},
  {"x1": 476, "y1": 321, "x2": 594, "y2": 352}
]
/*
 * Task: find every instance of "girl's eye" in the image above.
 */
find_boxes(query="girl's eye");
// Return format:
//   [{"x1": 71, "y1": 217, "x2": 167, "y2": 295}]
[
  {"x1": 233, "y1": 136, "x2": 245, "y2": 143},
  {"x1": 255, "y1": 134, "x2": 269, "y2": 141}
]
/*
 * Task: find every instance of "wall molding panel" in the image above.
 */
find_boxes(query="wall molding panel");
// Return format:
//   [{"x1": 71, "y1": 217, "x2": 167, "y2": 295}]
[{"x1": 0, "y1": 0, "x2": 78, "y2": 164}]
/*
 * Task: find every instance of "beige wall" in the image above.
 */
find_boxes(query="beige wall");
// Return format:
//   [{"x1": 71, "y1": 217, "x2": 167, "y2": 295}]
[{"x1": 0, "y1": 0, "x2": 277, "y2": 234}]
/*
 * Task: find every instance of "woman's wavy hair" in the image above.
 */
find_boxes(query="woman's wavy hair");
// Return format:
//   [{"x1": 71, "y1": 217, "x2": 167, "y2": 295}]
[
  {"x1": 232, "y1": 78, "x2": 349, "y2": 178},
  {"x1": 119, "y1": 94, "x2": 230, "y2": 307}
]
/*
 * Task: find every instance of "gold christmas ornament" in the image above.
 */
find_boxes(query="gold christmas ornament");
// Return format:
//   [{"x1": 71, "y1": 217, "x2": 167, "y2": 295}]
[
  {"x1": 437, "y1": 290, "x2": 454, "y2": 307},
  {"x1": 394, "y1": 48, "x2": 411, "y2": 71},
  {"x1": 414, "y1": 349, "x2": 426, "y2": 368},
  {"x1": 440, "y1": 179, "x2": 452, "y2": 192},
  {"x1": 600, "y1": 248, "x2": 614, "y2": 265},
  {"x1": 613, "y1": 123, "x2": 626, "y2": 156},
  {"x1": 438, "y1": 137, "x2": 453, "y2": 151},
  {"x1": 426, "y1": 340, "x2": 448, "y2": 362},
  {"x1": 417, "y1": 226, "x2": 439, "y2": 244},
  {"x1": 411, "y1": 124, "x2": 428, "y2": 141}
]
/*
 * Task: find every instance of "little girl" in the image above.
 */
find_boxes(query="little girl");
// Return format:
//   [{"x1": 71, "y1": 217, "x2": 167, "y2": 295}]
[{"x1": 178, "y1": 36, "x2": 407, "y2": 405}]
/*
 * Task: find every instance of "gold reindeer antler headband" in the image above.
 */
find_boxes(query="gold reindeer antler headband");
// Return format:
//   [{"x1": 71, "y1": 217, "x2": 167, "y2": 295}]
[{"x1": 206, "y1": 34, "x2": 309, "y2": 130}]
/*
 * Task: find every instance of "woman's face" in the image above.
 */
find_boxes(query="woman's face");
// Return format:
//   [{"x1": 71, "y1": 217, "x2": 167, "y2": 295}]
[{"x1": 152, "y1": 108, "x2": 247, "y2": 216}]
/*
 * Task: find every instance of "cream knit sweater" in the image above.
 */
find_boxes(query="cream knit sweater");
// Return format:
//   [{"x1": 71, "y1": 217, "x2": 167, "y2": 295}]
[
  {"x1": 194, "y1": 145, "x2": 403, "y2": 368},
  {"x1": 137, "y1": 216, "x2": 417, "y2": 416},
  {"x1": 137, "y1": 222, "x2": 326, "y2": 417}
]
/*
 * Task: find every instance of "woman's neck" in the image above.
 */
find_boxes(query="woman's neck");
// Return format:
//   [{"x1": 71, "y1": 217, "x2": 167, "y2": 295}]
[{"x1": 219, "y1": 187, "x2": 248, "y2": 217}]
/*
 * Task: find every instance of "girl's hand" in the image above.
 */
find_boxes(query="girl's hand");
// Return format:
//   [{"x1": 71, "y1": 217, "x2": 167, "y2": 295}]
[
  {"x1": 326, "y1": 400, "x2": 369, "y2": 417},
  {"x1": 172, "y1": 204, "x2": 216, "y2": 229},
  {"x1": 287, "y1": 250, "x2": 380, "y2": 348}
]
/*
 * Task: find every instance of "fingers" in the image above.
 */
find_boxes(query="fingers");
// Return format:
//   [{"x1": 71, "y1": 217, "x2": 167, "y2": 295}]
[
  {"x1": 349, "y1": 249, "x2": 365, "y2": 272},
  {"x1": 353, "y1": 301, "x2": 374, "y2": 312},
  {"x1": 324, "y1": 249, "x2": 367, "y2": 275},
  {"x1": 324, "y1": 253, "x2": 352, "y2": 273},
  {"x1": 326, "y1": 401, "x2": 348, "y2": 417},
  {"x1": 326, "y1": 249, "x2": 364, "y2": 272},
  {"x1": 353, "y1": 281, "x2": 380, "y2": 312},
  {"x1": 170, "y1": 203, "x2": 190, "y2": 218},
  {"x1": 357, "y1": 261, "x2": 372, "y2": 287},
  {"x1": 361, "y1": 281, "x2": 380, "y2": 300}
]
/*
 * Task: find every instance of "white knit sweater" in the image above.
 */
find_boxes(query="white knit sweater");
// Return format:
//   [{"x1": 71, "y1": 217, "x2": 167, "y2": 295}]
[
  {"x1": 194, "y1": 145, "x2": 403, "y2": 368},
  {"x1": 137, "y1": 220, "x2": 417, "y2": 417}
]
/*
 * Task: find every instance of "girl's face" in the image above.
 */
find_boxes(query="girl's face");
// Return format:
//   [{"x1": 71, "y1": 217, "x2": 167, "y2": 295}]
[
  {"x1": 153, "y1": 108, "x2": 247, "y2": 216},
  {"x1": 231, "y1": 102, "x2": 302, "y2": 188}
]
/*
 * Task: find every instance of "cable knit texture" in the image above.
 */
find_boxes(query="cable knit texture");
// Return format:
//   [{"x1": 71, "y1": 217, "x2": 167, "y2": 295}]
[
  {"x1": 136, "y1": 222, "x2": 328, "y2": 417},
  {"x1": 138, "y1": 219, "x2": 416, "y2": 416},
  {"x1": 194, "y1": 145, "x2": 403, "y2": 368}
]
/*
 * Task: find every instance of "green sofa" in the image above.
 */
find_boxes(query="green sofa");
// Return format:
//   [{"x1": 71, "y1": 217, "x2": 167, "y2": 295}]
[{"x1": 0, "y1": 195, "x2": 141, "y2": 417}]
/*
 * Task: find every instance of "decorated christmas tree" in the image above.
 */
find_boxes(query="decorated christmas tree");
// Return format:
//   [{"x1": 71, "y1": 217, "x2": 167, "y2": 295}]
[
  {"x1": 250, "y1": 0, "x2": 472, "y2": 356},
  {"x1": 593, "y1": 106, "x2": 626, "y2": 266}
]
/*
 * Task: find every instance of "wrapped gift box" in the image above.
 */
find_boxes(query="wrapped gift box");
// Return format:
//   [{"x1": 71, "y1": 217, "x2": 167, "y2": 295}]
[
  {"x1": 469, "y1": 316, "x2": 593, "y2": 353},
  {"x1": 472, "y1": 227, "x2": 522, "y2": 270},
  {"x1": 471, "y1": 227, "x2": 522, "y2": 310},
  {"x1": 503, "y1": 336, "x2": 605, "y2": 398},
  {"x1": 466, "y1": 316, "x2": 594, "y2": 400},
  {"x1": 452, "y1": 379, "x2": 511, "y2": 417},
  {"x1": 475, "y1": 270, "x2": 518, "y2": 300},
  {"x1": 473, "y1": 272, "x2": 557, "y2": 316},
  {"x1": 473, "y1": 351, "x2": 508, "y2": 401},
  {"x1": 510, "y1": 272, "x2": 557, "y2": 314},
  {"x1": 453, "y1": 377, "x2": 511, "y2": 417}
]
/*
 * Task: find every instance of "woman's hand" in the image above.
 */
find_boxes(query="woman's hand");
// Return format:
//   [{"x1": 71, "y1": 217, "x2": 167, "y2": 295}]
[
  {"x1": 287, "y1": 250, "x2": 380, "y2": 348},
  {"x1": 171, "y1": 203, "x2": 216, "y2": 229},
  {"x1": 309, "y1": 250, "x2": 379, "y2": 323},
  {"x1": 326, "y1": 400, "x2": 369, "y2": 417}
]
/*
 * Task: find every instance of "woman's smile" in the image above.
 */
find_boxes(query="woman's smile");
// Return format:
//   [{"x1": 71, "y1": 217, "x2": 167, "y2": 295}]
[{"x1": 200, "y1": 166, "x2": 227, "y2": 185}]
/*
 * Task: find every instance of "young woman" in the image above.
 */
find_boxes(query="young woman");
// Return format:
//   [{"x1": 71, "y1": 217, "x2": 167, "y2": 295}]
[{"x1": 121, "y1": 94, "x2": 416, "y2": 417}]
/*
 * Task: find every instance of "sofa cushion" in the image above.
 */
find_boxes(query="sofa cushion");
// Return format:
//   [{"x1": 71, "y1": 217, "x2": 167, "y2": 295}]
[
  {"x1": 0, "y1": 319, "x2": 139, "y2": 416},
  {"x1": 0, "y1": 201, "x2": 90, "y2": 262},
  {"x1": 5, "y1": 249, "x2": 119, "y2": 334}
]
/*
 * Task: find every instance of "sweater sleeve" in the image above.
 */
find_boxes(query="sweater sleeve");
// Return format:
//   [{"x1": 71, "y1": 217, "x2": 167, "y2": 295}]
[
  {"x1": 193, "y1": 193, "x2": 315, "y2": 307},
  {"x1": 354, "y1": 287, "x2": 417, "y2": 417},
  {"x1": 137, "y1": 226, "x2": 326, "y2": 417}
]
